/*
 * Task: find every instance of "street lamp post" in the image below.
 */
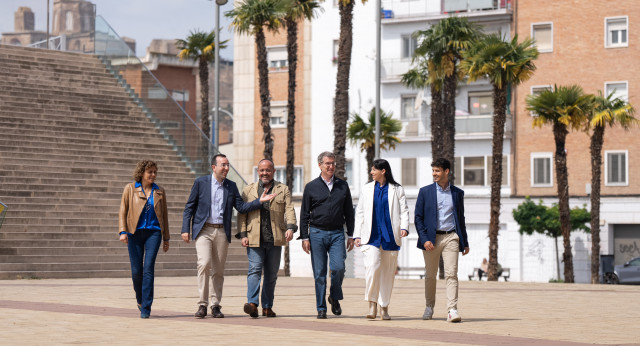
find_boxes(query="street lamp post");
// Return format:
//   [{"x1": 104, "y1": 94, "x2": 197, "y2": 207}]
[{"x1": 374, "y1": 0, "x2": 381, "y2": 159}]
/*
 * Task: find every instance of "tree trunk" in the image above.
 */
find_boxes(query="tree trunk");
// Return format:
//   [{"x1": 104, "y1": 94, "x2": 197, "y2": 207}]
[
  {"x1": 333, "y1": 0, "x2": 355, "y2": 180},
  {"x1": 430, "y1": 85, "x2": 445, "y2": 160},
  {"x1": 256, "y1": 28, "x2": 273, "y2": 160},
  {"x1": 552, "y1": 121, "x2": 574, "y2": 283},
  {"x1": 284, "y1": 17, "x2": 299, "y2": 277},
  {"x1": 366, "y1": 146, "x2": 375, "y2": 182},
  {"x1": 199, "y1": 57, "x2": 211, "y2": 172},
  {"x1": 590, "y1": 125, "x2": 605, "y2": 284},
  {"x1": 487, "y1": 84, "x2": 507, "y2": 281},
  {"x1": 442, "y1": 71, "x2": 457, "y2": 184}
]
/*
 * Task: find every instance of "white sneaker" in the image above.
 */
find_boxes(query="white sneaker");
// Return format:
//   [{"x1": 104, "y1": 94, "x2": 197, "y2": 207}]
[
  {"x1": 447, "y1": 309, "x2": 461, "y2": 322},
  {"x1": 422, "y1": 306, "x2": 433, "y2": 320}
]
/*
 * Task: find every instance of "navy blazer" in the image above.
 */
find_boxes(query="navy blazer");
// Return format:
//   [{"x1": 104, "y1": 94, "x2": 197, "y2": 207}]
[
  {"x1": 414, "y1": 183, "x2": 469, "y2": 252},
  {"x1": 181, "y1": 175, "x2": 261, "y2": 242}
]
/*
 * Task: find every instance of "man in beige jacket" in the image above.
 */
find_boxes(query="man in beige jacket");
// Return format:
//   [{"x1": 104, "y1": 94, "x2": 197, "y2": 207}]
[{"x1": 237, "y1": 159, "x2": 297, "y2": 318}]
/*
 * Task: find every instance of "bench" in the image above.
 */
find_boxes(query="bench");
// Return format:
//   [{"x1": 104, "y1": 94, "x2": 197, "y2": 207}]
[{"x1": 468, "y1": 267, "x2": 510, "y2": 281}]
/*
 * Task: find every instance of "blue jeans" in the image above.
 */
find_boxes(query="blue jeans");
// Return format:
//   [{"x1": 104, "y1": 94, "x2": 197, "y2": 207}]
[
  {"x1": 247, "y1": 243, "x2": 282, "y2": 308},
  {"x1": 309, "y1": 227, "x2": 346, "y2": 311},
  {"x1": 127, "y1": 229, "x2": 162, "y2": 315}
]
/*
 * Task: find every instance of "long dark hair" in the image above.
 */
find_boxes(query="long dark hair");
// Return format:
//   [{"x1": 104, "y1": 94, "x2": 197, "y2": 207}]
[{"x1": 372, "y1": 159, "x2": 399, "y2": 186}]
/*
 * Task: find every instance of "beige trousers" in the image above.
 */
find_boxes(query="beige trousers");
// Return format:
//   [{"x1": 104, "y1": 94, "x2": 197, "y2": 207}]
[
  {"x1": 361, "y1": 245, "x2": 399, "y2": 308},
  {"x1": 422, "y1": 232, "x2": 460, "y2": 311},
  {"x1": 195, "y1": 224, "x2": 229, "y2": 307}
]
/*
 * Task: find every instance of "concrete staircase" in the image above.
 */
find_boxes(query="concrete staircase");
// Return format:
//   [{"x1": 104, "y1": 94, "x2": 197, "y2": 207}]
[{"x1": 0, "y1": 44, "x2": 247, "y2": 279}]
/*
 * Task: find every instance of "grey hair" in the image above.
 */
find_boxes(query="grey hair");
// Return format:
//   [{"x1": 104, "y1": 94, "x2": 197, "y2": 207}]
[{"x1": 317, "y1": 151, "x2": 336, "y2": 164}]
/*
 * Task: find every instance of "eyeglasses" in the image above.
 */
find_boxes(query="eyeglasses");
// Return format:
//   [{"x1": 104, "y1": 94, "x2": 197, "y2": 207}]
[{"x1": 322, "y1": 162, "x2": 336, "y2": 167}]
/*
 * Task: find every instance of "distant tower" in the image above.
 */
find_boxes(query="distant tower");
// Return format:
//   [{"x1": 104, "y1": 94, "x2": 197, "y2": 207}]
[
  {"x1": 52, "y1": 0, "x2": 95, "y2": 36},
  {"x1": 14, "y1": 7, "x2": 35, "y2": 32}
]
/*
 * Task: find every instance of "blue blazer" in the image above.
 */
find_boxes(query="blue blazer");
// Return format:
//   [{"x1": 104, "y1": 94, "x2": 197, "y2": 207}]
[
  {"x1": 414, "y1": 183, "x2": 469, "y2": 252},
  {"x1": 181, "y1": 175, "x2": 261, "y2": 242}
]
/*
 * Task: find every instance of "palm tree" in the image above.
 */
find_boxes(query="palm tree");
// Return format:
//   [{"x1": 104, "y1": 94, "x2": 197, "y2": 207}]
[
  {"x1": 402, "y1": 56, "x2": 445, "y2": 161},
  {"x1": 176, "y1": 30, "x2": 227, "y2": 140},
  {"x1": 588, "y1": 91, "x2": 636, "y2": 284},
  {"x1": 347, "y1": 108, "x2": 402, "y2": 181},
  {"x1": 283, "y1": 0, "x2": 321, "y2": 277},
  {"x1": 412, "y1": 17, "x2": 481, "y2": 183},
  {"x1": 333, "y1": 0, "x2": 367, "y2": 180},
  {"x1": 461, "y1": 34, "x2": 538, "y2": 281},
  {"x1": 526, "y1": 85, "x2": 594, "y2": 283},
  {"x1": 227, "y1": 0, "x2": 287, "y2": 160}
]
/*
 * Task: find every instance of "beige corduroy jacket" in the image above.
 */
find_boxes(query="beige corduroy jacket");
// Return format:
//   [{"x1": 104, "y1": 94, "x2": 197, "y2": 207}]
[{"x1": 118, "y1": 182, "x2": 170, "y2": 241}]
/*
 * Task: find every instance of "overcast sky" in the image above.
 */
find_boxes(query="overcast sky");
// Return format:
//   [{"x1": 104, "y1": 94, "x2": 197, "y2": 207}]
[{"x1": 0, "y1": 0, "x2": 236, "y2": 60}]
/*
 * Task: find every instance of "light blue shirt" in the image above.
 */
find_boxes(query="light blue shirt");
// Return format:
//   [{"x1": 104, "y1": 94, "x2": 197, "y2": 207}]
[
  {"x1": 207, "y1": 176, "x2": 225, "y2": 224},
  {"x1": 436, "y1": 183, "x2": 455, "y2": 232}
]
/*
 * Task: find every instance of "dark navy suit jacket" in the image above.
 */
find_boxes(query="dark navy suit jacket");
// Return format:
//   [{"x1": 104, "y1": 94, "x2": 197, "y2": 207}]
[
  {"x1": 181, "y1": 175, "x2": 261, "y2": 242},
  {"x1": 414, "y1": 182, "x2": 469, "y2": 252}
]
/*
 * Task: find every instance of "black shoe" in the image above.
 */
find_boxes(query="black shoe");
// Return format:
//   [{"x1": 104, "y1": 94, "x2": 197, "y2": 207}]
[
  {"x1": 317, "y1": 310, "x2": 327, "y2": 319},
  {"x1": 244, "y1": 303, "x2": 259, "y2": 318},
  {"x1": 211, "y1": 305, "x2": 224, "y2": 318},
  {"x1": 194, "y1": 305, "x2": 207, "y2": 319},
  {"x1": 328, "y1": 296, "x2": 342, "y2": 316}
]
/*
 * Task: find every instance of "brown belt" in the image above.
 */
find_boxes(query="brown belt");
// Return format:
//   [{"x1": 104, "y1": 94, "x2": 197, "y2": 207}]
[{"x1": 205, "y1": 223, "x2": 224, "y2": 228}]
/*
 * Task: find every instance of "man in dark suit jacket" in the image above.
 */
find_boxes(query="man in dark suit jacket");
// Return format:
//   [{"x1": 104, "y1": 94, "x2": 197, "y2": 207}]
[
  {"x1": 182, "y1": 154, "x2": 274, "y2": 319},
  {"x1": 414, "y1": 158, "x2": 469, "y2": 323}
]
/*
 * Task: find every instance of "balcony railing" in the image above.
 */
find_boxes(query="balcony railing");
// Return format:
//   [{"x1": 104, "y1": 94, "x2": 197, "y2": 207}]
[
  {"x1": 382, "y1": 58, "x2": 412, "y2": 82},
  {"x1": 399, "y1": 113, "x2": 512, "y2": 138},
  {"x1": 381, "y1": 0, "x2": 511, "y2": 21}
]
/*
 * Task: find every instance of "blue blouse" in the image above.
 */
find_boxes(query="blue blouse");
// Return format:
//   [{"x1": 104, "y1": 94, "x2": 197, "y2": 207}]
[
  {"x1": 367, "y1": 182, "x2": 400, "y2": 251},
  {"x1": 135, "y1": 182, "x2": 161, "y2": 231}
]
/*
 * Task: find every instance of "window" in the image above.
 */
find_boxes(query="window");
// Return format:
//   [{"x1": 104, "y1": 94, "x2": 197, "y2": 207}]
[
  {"x1": 462, "y1": 157, "x2": 485, "y2": 186},
  {"x1": 345, "y1": 160, "x2": 353, "y2": 185},
  {"x1": 605, "y1": 81, "x2": 628, "y2": 102},
  {"x1": 270, "y1": 103, "x2": 287, "y2": 128},
  {"x1": 267, "y1": 46, "x2": 288, "y2": 72},
  {"x1": 401, "y1": 95, "x2": 418, "y2": 120},
  {"x1": 402, "y1": 158, "x2": 417, "y2": 186},
  {"x1": 487, "y1": 155, "x2": 510, "y2": 186},
  {"x1": 253, "y1": 166, "x2": 304, "y2": 194},
  {"x1": 65, "y1": 11, "x2": 74, "y2": 31},
  {"x1": 530, "y1": 85, "x2": 553, "y2": 116},
  {"x1": 532, "y1": 23, "x2": 553, "y2": 52},
  {"x1": 606, "y1": 17, "x2": 628, "y2": 48},
  {"x1": 401, "y1": 35, "x2": 417, "y2": 59},
  {"x1": 468, "y1": 92, "x2": 493, "y2": 116},
  {"x1": 605, "y1": 150, "x2": 628, "y2": 186},
  {"x1": 531, "y1": 153, "x2": 553, "y2": 187}
]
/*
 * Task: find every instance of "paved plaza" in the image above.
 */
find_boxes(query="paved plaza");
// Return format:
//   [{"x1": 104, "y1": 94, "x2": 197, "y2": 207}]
[{"x1": 0, "y1": 276, "x2": 638, "y2": 345}]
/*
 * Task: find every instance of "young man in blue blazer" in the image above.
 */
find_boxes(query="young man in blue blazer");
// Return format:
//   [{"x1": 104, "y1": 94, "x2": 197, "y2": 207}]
[{"x1": 414, "y1": 158, "x2": 469, "y2": 323}]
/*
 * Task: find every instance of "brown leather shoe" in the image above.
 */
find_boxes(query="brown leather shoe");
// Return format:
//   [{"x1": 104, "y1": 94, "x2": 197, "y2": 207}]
[
  {"x1": 211, "y1": 305, "x2": 224, "y2": 318},
  {"x1": 262, "y1": 308, "x2": 276, "y2": 317},
  {"x1": 244, "y1": 303, "x2": 258, "y2": 318},
  {"x1": 194, "y1": 305, "x2": 207, "y2": 319}
]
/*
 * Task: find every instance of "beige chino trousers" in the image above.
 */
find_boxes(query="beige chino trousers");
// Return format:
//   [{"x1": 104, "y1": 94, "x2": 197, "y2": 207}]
[
  {"x1": 195, "y1": 224, "x2": 229, "y2": 307},
  {"x1": 361, "y1": 245, "x2": 399, "y2": 308},
  {"x1": 422, "y1": 232, "x2": 460, "y2": 311}
]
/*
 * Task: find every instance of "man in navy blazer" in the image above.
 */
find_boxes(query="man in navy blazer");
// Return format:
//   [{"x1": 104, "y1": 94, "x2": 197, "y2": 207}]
[
  {"x1": 182, "y1": 154, "x2": 274, "y2": 319},
  {"x1": 414, "y1": 158, "x2": 469, "y2": 323}
]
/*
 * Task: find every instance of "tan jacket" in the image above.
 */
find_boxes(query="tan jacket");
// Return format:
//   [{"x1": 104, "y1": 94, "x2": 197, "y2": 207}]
[
  {"x1": 118, "y1": 182, "x2": 170, "y2": 241},
  {"x1": 237, "y1": 181, "x2": 297, "y2": 247}
]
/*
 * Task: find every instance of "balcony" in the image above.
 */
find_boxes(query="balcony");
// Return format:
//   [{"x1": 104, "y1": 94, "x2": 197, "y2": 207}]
[
  {"x1": 382, "y1": 58, "x2": 412, "y2": 83},
  {"x1": 398, "y1": 112, "x2": 512, "y2": 139},
  {"x1": 381, "y1": 0, "x2": 511, "y2": 23}
]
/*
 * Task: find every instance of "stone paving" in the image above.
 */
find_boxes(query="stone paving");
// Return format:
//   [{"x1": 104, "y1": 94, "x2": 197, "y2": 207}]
[{"x1": 0, "y1": 276, "x2": 638, "y2": 345}]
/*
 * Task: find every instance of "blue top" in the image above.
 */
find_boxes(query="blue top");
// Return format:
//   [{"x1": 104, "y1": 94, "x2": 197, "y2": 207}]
[
  {"x1": 436, "y1": 183, "x2": 455, "y2": 232},
  {"x1": 367, "y1": 182, "x2": 399, "y2": 251},
  {"x1": 135, "y1": 182, "x2": 161, "y2": 231}
]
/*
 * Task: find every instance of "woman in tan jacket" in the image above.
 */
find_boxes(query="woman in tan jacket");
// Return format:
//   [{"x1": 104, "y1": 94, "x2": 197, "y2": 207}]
[{"x1": 119, "y1": 160, "x2": 170, "y2": 318}]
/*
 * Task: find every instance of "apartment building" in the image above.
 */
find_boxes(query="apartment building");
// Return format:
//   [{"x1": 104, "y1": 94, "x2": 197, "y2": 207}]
[{"x1": 515, "y1": 0, "x2": 640, "y2": 269}]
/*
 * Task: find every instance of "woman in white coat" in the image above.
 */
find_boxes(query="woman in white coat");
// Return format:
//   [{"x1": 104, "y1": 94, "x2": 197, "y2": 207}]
[{"x1": 354, "y1": 159, "x2": 409, "y2": 320}]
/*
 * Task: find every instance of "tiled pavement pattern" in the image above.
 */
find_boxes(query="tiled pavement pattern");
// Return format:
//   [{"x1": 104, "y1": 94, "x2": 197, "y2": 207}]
[{"x1": 1, "y1": 276, "x2": 638, "y2": 345}]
